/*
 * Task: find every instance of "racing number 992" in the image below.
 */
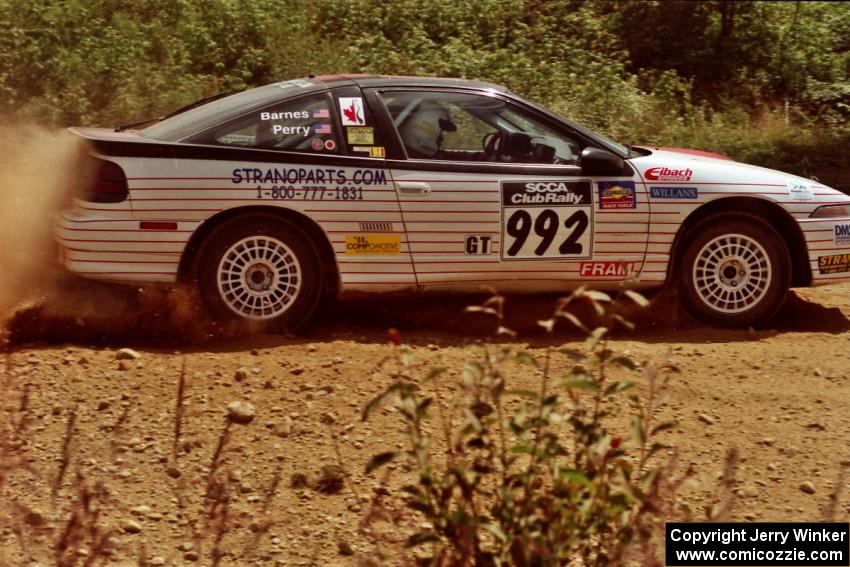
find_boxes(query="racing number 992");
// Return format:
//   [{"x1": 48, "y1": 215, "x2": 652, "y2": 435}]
[{"x1": 503, "y1": 207, "x2": 590, "y2": 258}]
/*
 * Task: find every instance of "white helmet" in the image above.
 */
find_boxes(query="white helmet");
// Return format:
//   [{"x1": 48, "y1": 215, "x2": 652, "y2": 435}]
[{"x1": 398, "y1": 101, "x2": 456, "y2": 158}]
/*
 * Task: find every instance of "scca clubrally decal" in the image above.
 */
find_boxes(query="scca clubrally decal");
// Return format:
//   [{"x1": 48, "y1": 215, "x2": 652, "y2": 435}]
[
  {"x1": 502, "y1": 181, "x2": 591, "y2": 206},
  {"x1": 500, "y1": 181, "x2": 593, "y2": 261}
]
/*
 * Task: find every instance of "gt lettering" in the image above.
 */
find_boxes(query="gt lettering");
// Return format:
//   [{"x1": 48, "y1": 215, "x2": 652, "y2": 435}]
[{"x1": 465, "y1": 235, "x2": 493, "y2": 255}]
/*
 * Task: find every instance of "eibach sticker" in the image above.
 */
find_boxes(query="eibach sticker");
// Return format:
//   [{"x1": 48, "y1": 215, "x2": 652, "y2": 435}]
[{"x1": 339, "y1": 97, "x2": 366, "y2": 126}]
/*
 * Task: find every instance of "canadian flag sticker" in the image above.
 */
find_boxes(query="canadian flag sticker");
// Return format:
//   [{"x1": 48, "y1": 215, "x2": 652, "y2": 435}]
[{"x1": 339, "y1": 97, "x2": 366, "y2": 126}]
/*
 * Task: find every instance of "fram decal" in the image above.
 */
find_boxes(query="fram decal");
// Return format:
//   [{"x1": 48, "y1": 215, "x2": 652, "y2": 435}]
[
  {"x1": 310, "y1": 138, "x2": 324, "y2": 151},
  {"x1": 339, "y1": 97, "x2": 365, "y2": 126},
  {"x1": 598, "y1": 181, "x2": 636, "y2": 209},
  {"x1": 818, "y1": 253, "x2": 850, "y2": 274},
  {"x1": 649, "y1": 186, "x2": 698, "y2": 199},
  {"x1": 644, "y1": 167, "x2": 693, "y2": 182},
  {"x1": 579, "y1": 261, "x2": 636, "y2": 277}
]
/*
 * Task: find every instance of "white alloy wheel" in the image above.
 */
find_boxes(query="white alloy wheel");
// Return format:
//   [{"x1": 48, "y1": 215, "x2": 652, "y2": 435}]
[
  {"x1": 692, "y1": 233, "x2": 771, "y2": 314},
  {"x1": 216, "y1": 235, "x2": 302, "y2": 320}
]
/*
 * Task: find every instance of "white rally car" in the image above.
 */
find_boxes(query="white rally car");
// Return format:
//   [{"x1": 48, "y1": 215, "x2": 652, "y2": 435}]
[{"x1": 56, "y1": 75, "x2": 850, "y2": 328}]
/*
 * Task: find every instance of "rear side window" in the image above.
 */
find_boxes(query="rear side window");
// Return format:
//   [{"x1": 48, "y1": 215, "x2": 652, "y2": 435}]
[{"x1": 197, "y1": 93, "x2": 340, "y2": 154}]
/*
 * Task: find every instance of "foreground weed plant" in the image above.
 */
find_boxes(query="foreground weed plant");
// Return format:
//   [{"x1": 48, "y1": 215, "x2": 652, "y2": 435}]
[{"x1": 363, "y1": 289, "x2": 684, "y2": 566}]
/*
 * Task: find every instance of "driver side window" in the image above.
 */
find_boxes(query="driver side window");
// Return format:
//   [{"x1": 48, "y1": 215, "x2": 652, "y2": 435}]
[{"x1": 378, "y1": 90, "x2": 580, "y2": 164}]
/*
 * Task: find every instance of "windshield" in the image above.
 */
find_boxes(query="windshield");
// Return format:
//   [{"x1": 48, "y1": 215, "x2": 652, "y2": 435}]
[
  {"x1": 141, "y1": 80, "x2": 318, "y2": 142},
  {"x1": 516, "y1": 97, "x2": 630, "y2": 157}
]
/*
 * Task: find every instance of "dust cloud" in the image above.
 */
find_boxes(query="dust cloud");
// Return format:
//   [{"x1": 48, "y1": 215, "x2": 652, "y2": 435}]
[
  {"x1": 0, "y1": 125, "x2": 79, "y2": 324},
  {"x1": 0, "y1": 124, "x2": 248, "y2": 347}
]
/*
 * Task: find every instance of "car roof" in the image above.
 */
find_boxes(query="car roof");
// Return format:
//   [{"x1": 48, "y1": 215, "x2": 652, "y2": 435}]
[{"x1": 310, "y1": 73, "x2": 510, "y2": 93}]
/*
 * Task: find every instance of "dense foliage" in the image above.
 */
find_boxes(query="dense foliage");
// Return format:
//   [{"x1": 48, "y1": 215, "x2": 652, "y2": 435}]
[{"x1": 2, "y1": 0, "x2": 848, "y2": 187}]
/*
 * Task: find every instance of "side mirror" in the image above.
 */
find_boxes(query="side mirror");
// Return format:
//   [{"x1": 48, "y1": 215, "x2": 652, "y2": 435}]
[{"x1": 580, "y1": 147, "x2": 625, "y2": 176}]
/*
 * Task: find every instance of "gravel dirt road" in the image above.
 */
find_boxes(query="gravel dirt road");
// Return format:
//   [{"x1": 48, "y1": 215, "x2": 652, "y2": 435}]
[{"x1": 2, "y1": 282, "x2": 849, "y2": 566}]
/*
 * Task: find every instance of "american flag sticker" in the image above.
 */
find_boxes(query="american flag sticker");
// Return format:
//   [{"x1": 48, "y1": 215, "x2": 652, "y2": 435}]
[
  {"x1": 314, "y1": 123, "x2": 331, "y2": 135},
  {"x1": 313, "y1": 108, "x2": 329, "y2": 118}
]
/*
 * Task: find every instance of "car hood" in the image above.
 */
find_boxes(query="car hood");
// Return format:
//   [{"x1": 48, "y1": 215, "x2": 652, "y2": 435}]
[{"x1": 630, "y1": 147, "x2": 831, "y2": 191}]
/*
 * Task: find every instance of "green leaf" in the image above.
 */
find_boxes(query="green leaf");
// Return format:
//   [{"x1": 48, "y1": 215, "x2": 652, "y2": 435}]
[
  {"x1": 497, "y1": 325, "x2": 517, "y2": 337},
  {"x1": 361, "y1": 383, "x2": 403, "y2": 421},
  {"x1": 483, "y1": 522, "x2": 507, "y2": 542},
  {"x1": 603, "y1": 380, "x2": 635, "y2": 397},
  {"x1": 407, "y1": 531, "x2": 439, "y2": 547},
  {"x1": 465, "y1": 305, "x2": 498, "y2": 316},
  {"x1": 511, "y1": 352, "x2": 538, "y2": 367},
  {"x1": 401, "y1": 484, "x2": 425, "y2": 498},
  {"x1": 557, "y1": 348, "x2": 586, "y2": 362},
  {"x1": 610, "y1": 355, "x2": 638, "y2": 370},
  {"x1": 557, "y1": 311, "x2": 589, "y2": 333},
  {"x1": 471, "y1": 401, "x2": 494, "y2": 417},
  {"x1": 583, "y1": 290, "x2": 612, "y2": 302},
  {"x1": 407, "y1": 500, "x2": 436, "y2": 515},
  {"x1": 558, "y1": 469, "x2": 592, "y2": 487},
  {"x1": 509, "y1": 388, "x2": 542, "y2": 400},
  {"x1": 632, "y1": 416, "x2": 645, "y2": 446},
  {"x1": 416, "y1": 397, "x2": 433, "y2": 418},
  {"x1": 646, "y1": 441, "x2": 669, "y2": 460},
  {"x1": 625, "y1": 289, "x2": 650, "y2": 308},
  {"x1": 613, "y1": 314, "x2": 636, "y2": 331},
  {"x1": 650, "y1": 421, "x2": 678, "y2": 436},
  {"x1": 584, "y1": 327, "x2": 608, "y2": 350},
  {"x1": 365, "y1": 451, "x2": 398, "y2": 474},
  {"x1": 559, "y1": 379, "x2": 599, "y2": 391},
  {"x1": 425, "y1": 366, "x2": 447, "y2": 381}
]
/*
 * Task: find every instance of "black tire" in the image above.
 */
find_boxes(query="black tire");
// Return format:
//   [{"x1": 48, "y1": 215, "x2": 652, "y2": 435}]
[
  {"x1": 195, "y1": 215, "x2": 322, "y2": 331},
  {"x1": 678, "y1": 214, "x2": 790, "y2": 328}
]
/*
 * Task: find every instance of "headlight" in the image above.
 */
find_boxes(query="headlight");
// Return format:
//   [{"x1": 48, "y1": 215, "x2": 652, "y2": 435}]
[{"x1": 810, "y1": 204, "x2": 850, "y2": 218}]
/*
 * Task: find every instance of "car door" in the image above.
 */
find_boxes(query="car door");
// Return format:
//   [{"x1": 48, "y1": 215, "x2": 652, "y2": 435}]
[{"x1": 363, "y1": 87, "x2": 649, "y2": 292}]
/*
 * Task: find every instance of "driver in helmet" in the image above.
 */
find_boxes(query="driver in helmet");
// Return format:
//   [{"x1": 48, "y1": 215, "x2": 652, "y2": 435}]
[{"x1": 397, "y1": 100, "x2": 457, "y2": 159}]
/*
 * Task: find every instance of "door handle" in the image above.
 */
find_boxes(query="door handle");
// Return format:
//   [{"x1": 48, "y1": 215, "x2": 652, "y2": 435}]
[{"x1": 395, "y1": 182, "x2": 432, "y2": 196}]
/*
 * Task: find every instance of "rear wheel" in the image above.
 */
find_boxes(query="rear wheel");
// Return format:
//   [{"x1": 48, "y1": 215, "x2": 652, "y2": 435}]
[
  {"x1": 678, "y1": 215, "x2": 790, "y2": 327},
  {"x1": 196, "y1": 215, "x2": 321, "y2": 330}
]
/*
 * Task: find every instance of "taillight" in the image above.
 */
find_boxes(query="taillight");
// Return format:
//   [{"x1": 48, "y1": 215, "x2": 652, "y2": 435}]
[{"x1": 80, "y1": 159, "x2": 128, "y2": 203}]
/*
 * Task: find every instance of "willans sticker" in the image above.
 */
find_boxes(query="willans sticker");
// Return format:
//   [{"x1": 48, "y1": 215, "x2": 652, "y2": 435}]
[{"x1": 339, "y1": 97, "x2": 366, "y2": 126}]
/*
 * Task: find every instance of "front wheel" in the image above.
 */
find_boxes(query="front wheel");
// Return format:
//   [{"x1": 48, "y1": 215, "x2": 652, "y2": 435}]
[
  {"x1": 196, "y1": 215, "x2": 322, "y2": 330},
  {"x1": 678, "y1": 215, "x2": 790, "y2": 328}
]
